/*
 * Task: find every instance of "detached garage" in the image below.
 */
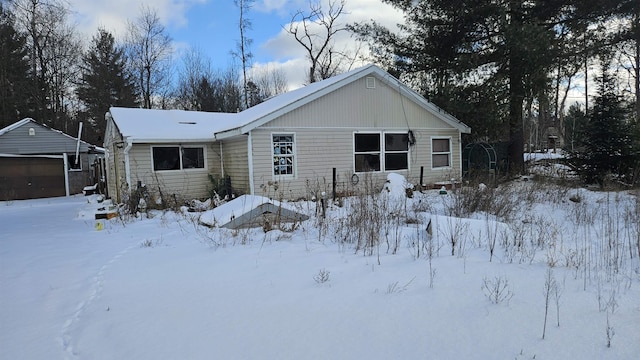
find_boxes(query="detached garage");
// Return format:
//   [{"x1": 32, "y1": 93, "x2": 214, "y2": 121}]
[{"x1": 0, "y1": 119, "x2": 104, "y2": 200}]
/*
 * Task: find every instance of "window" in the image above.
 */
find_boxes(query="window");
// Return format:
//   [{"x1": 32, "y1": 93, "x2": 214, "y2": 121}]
[
  {"x1": 354, "y1": 132, "x2": 409, "y2": 172},
  {"x1": 384, "y1": 133, "x2": 409, "y2": 171},
  {"x1": 432, "y1": 138, "x2": 451, "y2": 168},
  {"x1": 272, "y1": 134, "x2": 295, "y2": 176},
  {"x1": 67, "y1": 154, "x2": 81, "y2": 171},
  {"x1": 354, "y1": 133, "x2": 381, "y2": 172},
  {"x1": 152, "y1": 146, "x2": 204, "y2": 171}
]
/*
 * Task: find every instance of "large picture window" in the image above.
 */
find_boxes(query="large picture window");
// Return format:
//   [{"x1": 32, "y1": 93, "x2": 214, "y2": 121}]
[
  {"x1": 152, "y1": 146, "x2": 204, "y2": 171},
  {"x1": 272, "y1": 134, "x2": 295, "y2": 176},
  {"x1": 354, "y1": 132, "x2": 409, "y2": 172},
  {"x1": 432, "y1": 138, "x2": 451, "y2": 168}
]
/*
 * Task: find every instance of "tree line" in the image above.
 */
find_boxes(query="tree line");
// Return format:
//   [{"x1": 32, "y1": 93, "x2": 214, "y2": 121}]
[
  {"x1": 0, "y1": 0, "x2": 287, "y2": 145},
  {"x1": 1, "y1": 0, "x2": 639, "y2": 185}
]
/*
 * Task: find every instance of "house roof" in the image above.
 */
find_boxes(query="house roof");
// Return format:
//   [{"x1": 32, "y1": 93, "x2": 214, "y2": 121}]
[
  {"x1": 107, "y1": 107, "x2": 238, "y2": 143},
  {"x1": 109, "y1": 64, "x2": 471, "y2": 143},
  {"x1": 0, "y1": 118, "x2": 104, "y2": 153}
]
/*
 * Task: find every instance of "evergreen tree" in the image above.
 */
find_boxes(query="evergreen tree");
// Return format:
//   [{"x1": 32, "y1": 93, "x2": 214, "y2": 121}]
[
  {"x1": 351, "y1": 0, "x2": 621, "y2": 175},
  {"x1": 0, "y1": 3, "x2": 32, "y2": 128},
  {"x1": 572, "y1": 58, "x2": 636, "y2": 188},
  {"x1": 76, "y1": 28, "x2": 138, "y2": 144}
]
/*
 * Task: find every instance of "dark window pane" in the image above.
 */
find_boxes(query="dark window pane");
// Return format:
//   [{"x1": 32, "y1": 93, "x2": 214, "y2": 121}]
[
  {"x1": 355, "y1": 154, "x2": 380, "y2": 172},
  {"x1": 385, "y1": 133, "x2": 409, "y2": 151},
  {"x1": 432, "y1": 139, "x2": 450, "y2": 152},
  {"x1": 355, "y1": 133, "x2": 380, "y2": 152},
  {"x1": 153, "y1": 147, "x2": 180, "y2": 170},
  {"x1": 182, "y1": 147, "x2": 204, "y2": 169},
  {"x1": 385, "y1": 153, "x2": 408, "y2": 170},
  {"x1": 432, "y1": 154, "x2": 450, "y2": 167}
]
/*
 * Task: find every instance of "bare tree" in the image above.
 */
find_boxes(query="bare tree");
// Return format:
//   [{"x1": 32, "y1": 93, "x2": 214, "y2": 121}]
[
  {"x1": 251, "y1": 65, "x2": 288, "y2": 99},
  {"x1": 286, "y1": 0, "x2": 352, "y2": 83},
  {"x1": 126, "y1": 6, "x2": 173, "y2": 109},
  {"x1": 175, "y1": 48, "x2": 214, "y2": 110},
  {"x1": 233, "y1": 0, "x2": 253, "y2": 109},
  {"x1": 10, "y1": 0, "x2": 80, "y2": 130}
]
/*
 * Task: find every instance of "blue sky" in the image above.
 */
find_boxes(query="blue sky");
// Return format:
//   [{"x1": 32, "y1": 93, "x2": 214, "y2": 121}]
[{"x1": 69, "y1": 0, "x2": 404, "y2": 88}]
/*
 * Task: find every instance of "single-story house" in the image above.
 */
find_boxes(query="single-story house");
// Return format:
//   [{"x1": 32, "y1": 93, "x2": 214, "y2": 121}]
[
  {"x1": 0, "y1": 119, "x2": 104, "y2": 200},
  {"x1": 104, "y1": 64, "x2": 471, "y2": 204}
]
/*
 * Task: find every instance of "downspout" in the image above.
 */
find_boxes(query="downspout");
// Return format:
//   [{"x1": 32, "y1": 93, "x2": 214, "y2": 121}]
[
  {"x1": 219, "y1": 141, "x2": 225, "y2": 177},
  {"x1": 63, "y1": 153, "x2": 70, "y2": 196},
  {"x1": 123, "y1": 138, "x2": 133, "y2": 194},
  {"x1": 247, "y1": 131, "x2": 254, "y2": 195}
]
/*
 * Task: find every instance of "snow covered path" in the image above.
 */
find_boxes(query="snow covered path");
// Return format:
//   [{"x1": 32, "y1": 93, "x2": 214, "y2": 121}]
[{"x1": 0, "y1": 196, "x2": 135, "y2": 359}]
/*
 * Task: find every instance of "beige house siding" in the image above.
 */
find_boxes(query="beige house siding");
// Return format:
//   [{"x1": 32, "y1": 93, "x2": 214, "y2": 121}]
[
  {"x1": 104, "y1": 119, "x2": 126, "y2": 202},
  {"x1": 125, "y1": 143, "x2": 215, "y2": 201},
  {"x1": 246, "y1": 75, "x2": 465, "y2": 199},
  {"x1": 249, "y1": 127, "x2": 463, "y2": 200},
  {"x1": 265, "y1": 75, "x2": 453, "y2": 130},
  {"x1": 221, "y1": 137, "x2": 250, "y2": 195}
]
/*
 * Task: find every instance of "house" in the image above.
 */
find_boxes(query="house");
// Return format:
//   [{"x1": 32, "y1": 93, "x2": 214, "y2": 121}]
[
  {"x1": 104, "y1": 64, "x2": 471, "y2": 204},
  {"x1": 0, "y1": 119, "x2": 104, "y2": 200}
]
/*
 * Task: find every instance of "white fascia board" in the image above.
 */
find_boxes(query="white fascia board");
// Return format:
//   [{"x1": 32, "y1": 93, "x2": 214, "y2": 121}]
[{"x1": 127, "y1": 137, "x2": 215, "y2": 144}]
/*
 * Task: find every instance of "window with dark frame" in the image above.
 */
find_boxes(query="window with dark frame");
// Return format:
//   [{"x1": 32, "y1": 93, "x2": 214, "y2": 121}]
[
  {"x1": 384, "y1": 133, "x2": 409, "y2": 171},
  {"x1": 354, "y1": 133, "x2": 381, "y2": 172},
  {"x1": 152, "y1": 146, "x2": 204, "y2": 171},
  {"x1": 272, "y1": 134, "x2": 295, "y2": 176},
  {"x1": 182, "y1": 147, "x2": 205, "y2": 169},
  {"x1": 432, "y1": 138, "x2": 451, "y2": 168}
]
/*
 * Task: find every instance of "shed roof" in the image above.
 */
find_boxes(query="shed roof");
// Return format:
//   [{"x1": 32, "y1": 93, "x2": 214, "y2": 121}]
[{"x1": 109, "y1": 64, "x2": 470, "y2": 143}]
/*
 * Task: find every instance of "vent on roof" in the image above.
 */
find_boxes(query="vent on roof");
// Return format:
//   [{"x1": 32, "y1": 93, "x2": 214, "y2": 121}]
[
  {"x1": 366, "y1": 76, "x2": 376, "y2": 89},
  {"x1": 179, "y1": 121, "x2": 196, "y2": 125}
]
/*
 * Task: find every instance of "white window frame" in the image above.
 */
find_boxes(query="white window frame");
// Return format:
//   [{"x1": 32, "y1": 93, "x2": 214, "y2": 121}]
[
  {"x1": 271, "y1": 133, "x2": 296, "y2": 178},
  {"x1": 151, "y1": 145, "x2": 206, "y2": 172},
  {"x1": 431, "y1": 137, "x2": 452, "y2": 169},
  {"x1": 353, "y1": 132, "x2": 382, "y2": 173},
  {"x1": 354, "y1": 132, "x2": 410, "y2": 173},
  {"x1": 383, "y1": 132, "x2": 410, "y2": 172}
]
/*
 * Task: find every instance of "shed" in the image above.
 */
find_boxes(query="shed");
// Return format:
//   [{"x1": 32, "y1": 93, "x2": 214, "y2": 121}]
[
  {"x1": 104, "y1": 64, "x2": 471, "y2": 203},
  {"x1": 0, "y1": 119, "x2": 104, "y2": 200}
]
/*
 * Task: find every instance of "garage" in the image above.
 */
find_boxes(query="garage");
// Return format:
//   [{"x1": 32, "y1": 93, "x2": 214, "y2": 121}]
[{"x1": 0, "y1": 156, "x2": 66, "y2": 200}]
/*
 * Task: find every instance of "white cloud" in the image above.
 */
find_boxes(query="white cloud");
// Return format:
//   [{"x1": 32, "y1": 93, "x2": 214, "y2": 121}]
[{"x1": 69, "y1": 0, "x2": 206, "y2": 40}]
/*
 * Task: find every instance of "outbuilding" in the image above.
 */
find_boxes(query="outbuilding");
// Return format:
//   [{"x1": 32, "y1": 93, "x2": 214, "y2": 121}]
[{"x1": 0, "y1": 119, "x2": 104, "y2": 200}]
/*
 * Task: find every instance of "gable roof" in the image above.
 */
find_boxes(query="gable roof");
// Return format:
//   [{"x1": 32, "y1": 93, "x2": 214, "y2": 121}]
[
  {"x1": 214, "y1": 64, "x2": 471, "y2": 139},
  {"x1": 109, "y1": 64, "x2": 470, "y2": 143},
  {"x1": 0, "y1": 118, "x2": 102, "y2": 154}
]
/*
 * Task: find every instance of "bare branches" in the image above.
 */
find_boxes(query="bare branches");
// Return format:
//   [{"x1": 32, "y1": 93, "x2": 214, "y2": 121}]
[
  {"x1": 126, "y1": 5, "x2": 173, "y2": 109},
  {"x1": 285, "y1": 0, "x2": 350, "y2": 83}
]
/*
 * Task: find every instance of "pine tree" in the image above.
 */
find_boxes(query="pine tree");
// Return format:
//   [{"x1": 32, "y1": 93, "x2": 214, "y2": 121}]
[
  {"x1": 572, "y1": 58, "x2": 635, "y2": 188},
  {"x1": 76, "y1": 28, "x2": 138, "y2": 144},
  {"x1": 0, "y1": 3, "x2": 32, "y2": 128}
]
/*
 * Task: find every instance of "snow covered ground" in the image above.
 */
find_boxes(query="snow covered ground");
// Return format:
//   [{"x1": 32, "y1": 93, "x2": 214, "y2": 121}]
[{"x1": 1, "y1": 180, "x2": 639, "y2": 359}]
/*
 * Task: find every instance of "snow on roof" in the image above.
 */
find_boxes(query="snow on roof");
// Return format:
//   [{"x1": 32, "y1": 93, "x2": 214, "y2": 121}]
[
  {"x1": 198, "y1": 195, "x2": 303, "y2": 228},
  {"x1": 108, "y1": 107, "x2": 239, "y2": 142}
]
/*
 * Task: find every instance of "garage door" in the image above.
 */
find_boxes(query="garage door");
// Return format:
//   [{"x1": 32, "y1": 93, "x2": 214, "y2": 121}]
[{"x1": 0, "y1": 157, "x2": 66, "y2": 200}]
